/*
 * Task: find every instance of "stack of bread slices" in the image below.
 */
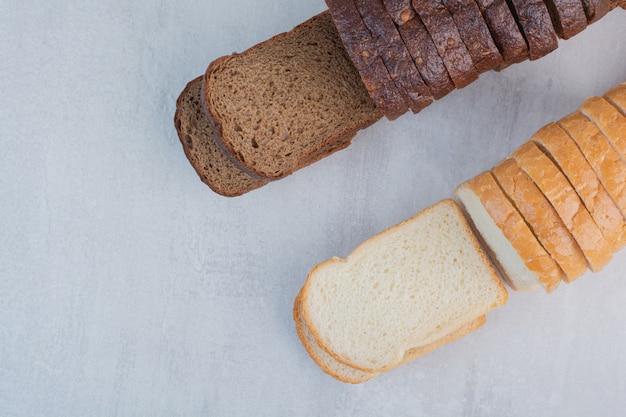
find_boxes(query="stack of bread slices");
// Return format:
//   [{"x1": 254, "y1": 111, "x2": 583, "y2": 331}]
[
  {"x1": 175, "y1": 0, "x2": 625, "y2": 196},
  {"x1": 293, "y1": 81, "x2": 626, "y2": 383}
]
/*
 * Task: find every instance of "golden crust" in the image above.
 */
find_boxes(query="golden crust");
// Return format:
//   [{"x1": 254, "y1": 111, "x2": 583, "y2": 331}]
[
  {"x1": 492, "y1": 158, "x2": 588, "y2": 282},
  {"x1": 513, "y1": 138, "x2": 612, "y2": 272},
  {"x1": 531, "y1": 122, "x2": 626, "y2": 252},
  {"x1": 462, "y1": 171, "x2": 563, "y2": 292}
]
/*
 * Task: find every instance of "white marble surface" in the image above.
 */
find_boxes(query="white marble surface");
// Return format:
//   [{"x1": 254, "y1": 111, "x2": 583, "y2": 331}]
[{"x1": 2, "y1": 0, "x2": 626, "y2": 415}]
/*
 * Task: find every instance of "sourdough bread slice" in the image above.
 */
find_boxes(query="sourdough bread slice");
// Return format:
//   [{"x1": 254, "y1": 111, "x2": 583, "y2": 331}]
[
  {"x1": 492, "y1": 158, "x2": 588, "y2": 281},
  {"x1": 354, "y1": 0, "x2": 434, "y2": 113},
  {"x1": 325, "y1": 1, "x2": 408, "y2": 119},
  {"x1": 474, "y1": 0, "x2": 528, "y2": 66},
  {"x1": 455, "y1": 171, "x2": 563, "y2": 292},
  {"x1": 204, "y1": 11, "x2": 383, "y2": 180},
  {"x1": 398, "y1": 16, "x2": 456, "y2": 99},
  {"x1": 411, "y1": 0, "x2": 479, "y2": 88},
  {"x1": 559, "y1": 112, "x2": 626, "y2": 219},
  {"x1": 579, "y1": 96, "x2": 626, "y2": 161},
  {"x1": 513, "y1": 139, "x2": 612, "y2": 272},
  {"x1": 442, "y1": 0, "x2": 504, "y2": 72},
  {"x1": 531, "y1": 122, "x2": 626, "y2": 252},
  {"x1": 505, "y1": 0, "x2": 559, "y2": 60},
  {"x1": 543, "y1": 0, "x2": 587, "y2": 39},
  {"x1": 300, "y1": 199, "x2": 507, "y2": 373},
  {"x1": 174, "y1": 77, "x2": 268, "y2": 197}
]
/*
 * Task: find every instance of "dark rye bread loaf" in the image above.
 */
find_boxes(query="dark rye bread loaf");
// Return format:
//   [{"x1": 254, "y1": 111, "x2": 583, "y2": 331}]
[
  {"x1": 411, "y1": 0, "x2": 479, "y2": 88},
  {"x1": 174, "y1": 77, "x2": 268, "y2": 196},
  {"x1": 442, "y1": 0, "x2": 504, "y2": 72},
  {"x1": 354, "y1": 0, "x2": 434, "y2": 113},
  {"x1": 398, "y1": 16, "x2": 455, "y2": 99},
  {"x1": 326, "y1": 0, "x2": 408, "y2": 119},
  {"x1": 543, "y1": 0, "x2": 587, "y2": 39},
  {"x1": 506, "y1": 0, "x2": 559, "y2": 60},
  {"x1": 382, "y1": 0, "x2": 416, "y2": 25},
  {"x1": 204, "y1": 11, "x2": 382, "y2": 180},
  {"x1": 474, "y1": 0, "x2": 528, "y2": 65}
]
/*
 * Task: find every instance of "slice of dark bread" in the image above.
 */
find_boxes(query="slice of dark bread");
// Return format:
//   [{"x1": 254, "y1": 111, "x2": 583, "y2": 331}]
[
  {"x1": 411, "y1": 0, "x2": 479, "y2": 88},
  {"x1": 354, "y1": 0, "x2": 434, "y2": 113},
  {"x1": 398, "y1": 16, "x2": 456, "y2": 99},
  {"x1": 543, "y1": 0, "x2": 587, "y2": 39},
  {"x1": 505, "y1": 0, "x2": 559, "y2": 60},
  {"x1": 582, "y1": 0, "x2": 611, "y2": 22},
  {"x1": 326, "y1": 0, "x2": 408, "y2": 119},
  {"x1": 174, "y1": 77, "x2": 268, "y2": 197},
  {"x1": 204, "y1": 11, "x2": 383, "y2": 180},
  {"x1": 474, "y1": 0, "x2": 528, "y2": 66},
  {"x1": 382, "y1": 0, "x2": 417, "y2": 25},
  {"x1": 442, "y1": 0, "x2": 504, "y2": 72}
]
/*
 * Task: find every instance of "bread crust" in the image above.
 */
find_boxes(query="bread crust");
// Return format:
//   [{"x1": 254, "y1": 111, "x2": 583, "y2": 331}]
[
  {"x1": 513, "y1": 140, "x2": 612, "y2": 273},
  {"x1": 326, "y1": 0, "x2": 409, "y2": 119},
  {"x1": 531, "y1": 122, "x2": 626, "y2": 252},
  {"x1": 458, "y1": 172, "x2": 563, "y2": 292},
  {"x1": 411, "y1": 0, "x2": 479, "y2": 88},
  {"x1": 474, "y1": 0, "x2": 528, "y2": 66},
  {"x1": 442, "y1": 0, "x2": 504, "y2": 72},
  {"x1": 506, "y1": 0, "x2": 559, "y2": 60},
  {"x1": 398, "y1": 16, "x2": 456, "y2": 99},
  {"x1": 543, "y1": 0, "x2": 587, "y2": 39},
  {"x1": 581, "y1": 0, "x2": 611, "y2": 22},
  {"x1": 560, "y1": 112, "x2": 626, "y2": 219},
  {"x1": 354, "y1": 0, "x2": 434, "y2": 113},
  {"x1": 492, "y1": 158, "x2": 588, "y2": 281}
]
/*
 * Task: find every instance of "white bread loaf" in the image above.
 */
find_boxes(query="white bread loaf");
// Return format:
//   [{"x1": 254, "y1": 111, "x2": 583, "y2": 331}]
[
  {"x1": 531, "y1": 123, "x2": 626, "y2": 252},
  {"x1": 455, "y1": 171, "x2": 563, "y2": 292},
  {"x1": 492, "y1": 158, "x2": 588, "y2": 282},
  {"x1": 299, "y1": 199, "x2": 507, "y2": 373},
  {"x1": 512, "y1": 139, "x2": 613, "y2": 272},
  {"x1": 559, "y1": 112, "x2": 626, "y2": 219}
]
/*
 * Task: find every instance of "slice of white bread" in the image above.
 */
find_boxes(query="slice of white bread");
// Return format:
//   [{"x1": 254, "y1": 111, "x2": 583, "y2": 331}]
[
  {"x1": 559, "y1": 112, "x2": 626, "y2": 218},
  {"x1": 530, "y1": 122, "x2": 626, "y2": 252},
  {"x1": 579, "y1": 96, "x2": 626, "y2": 160},
  {"x1": 512, "y1": 140, "x2": 613, "y2": 272},
  {"x1": 300, "y1": 199, "x2": 507, "y2": 373},
  {"x1": 455, "y1": 171, "x2": 563, "y2": 292},
  {"x1": 294, "y1": 289, "x2": 487, "y2": 383},
  {"x1": 492, "y1": 158, "x2": 588, "y2": 282}
]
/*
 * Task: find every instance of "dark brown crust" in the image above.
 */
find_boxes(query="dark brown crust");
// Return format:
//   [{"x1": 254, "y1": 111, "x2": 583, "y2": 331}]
[
  {"x1": 382, "y1": 0, "x2": 417, "y2": 25},
  {"x1": 506, "y1": 0, "x2": 559, "y2": 60},
  {"x1": 582, "y1": 0, "x2": 611, "y2": 22},
  {"x1": 543, "y1": 0, "x2": 587, "y2": 39},
  {"x1": 326, "y1": 0, "x2": 408, "y2": 119},
  {"x1": 355, "y1": 0, "x2": 434, "y2": 113},
  {"x1": 411, "y1": 0, "x2": 479, "y2": 88},
  {"x1": 442, "y1": 0, "x2": 503, "y2": 72},
  {"x1": 398, "y1": 17, "x2": 455, "y2": 99},
  {"x1": 474, "y1": 0, "x2": 528, "y2": 66}
]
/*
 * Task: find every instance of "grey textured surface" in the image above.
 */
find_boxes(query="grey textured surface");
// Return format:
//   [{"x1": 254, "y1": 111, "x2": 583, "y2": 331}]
[{"x1": 1, "y1": 0, "x2": 626, "y2": 415}]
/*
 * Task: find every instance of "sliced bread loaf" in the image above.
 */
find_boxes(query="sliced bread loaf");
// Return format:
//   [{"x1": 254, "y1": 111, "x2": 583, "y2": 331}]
[
  {"x1": 411, "y1": 0, "x2": 479, "y2": 88},
  {"x1": 505, "y1": 0, "x2": 559, "y2": 60},
  {"x1": 354, "y1": 0, "x2": 434, "y2": 113},
  {"x1": 455, "y1": 171, "x2": 563, "y2": 292},
  {"x1": 512, "y1": 140, "x2": 612, "y2": 272},
  {"x1": 442, "y1": 0, "x2": 504, "y2": 72},
  {"x1": 559, "y1": 111, "x2": 626, "y2": 219},
  {"x1": 300, "y1": 199, "x2": 507, "y2": 373},
  {"x1": 531, "y1": 122, "x2": 626, "y2": 252},
  {"x1": 204, "y1": 11, "x2": 383, "y2": 180},
  {"x1": 579, "y1": 96, "x2": 626, "y2": 160},
  {"x1": 492, "y1": 158, "x2": 588, "y2": 282}
]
